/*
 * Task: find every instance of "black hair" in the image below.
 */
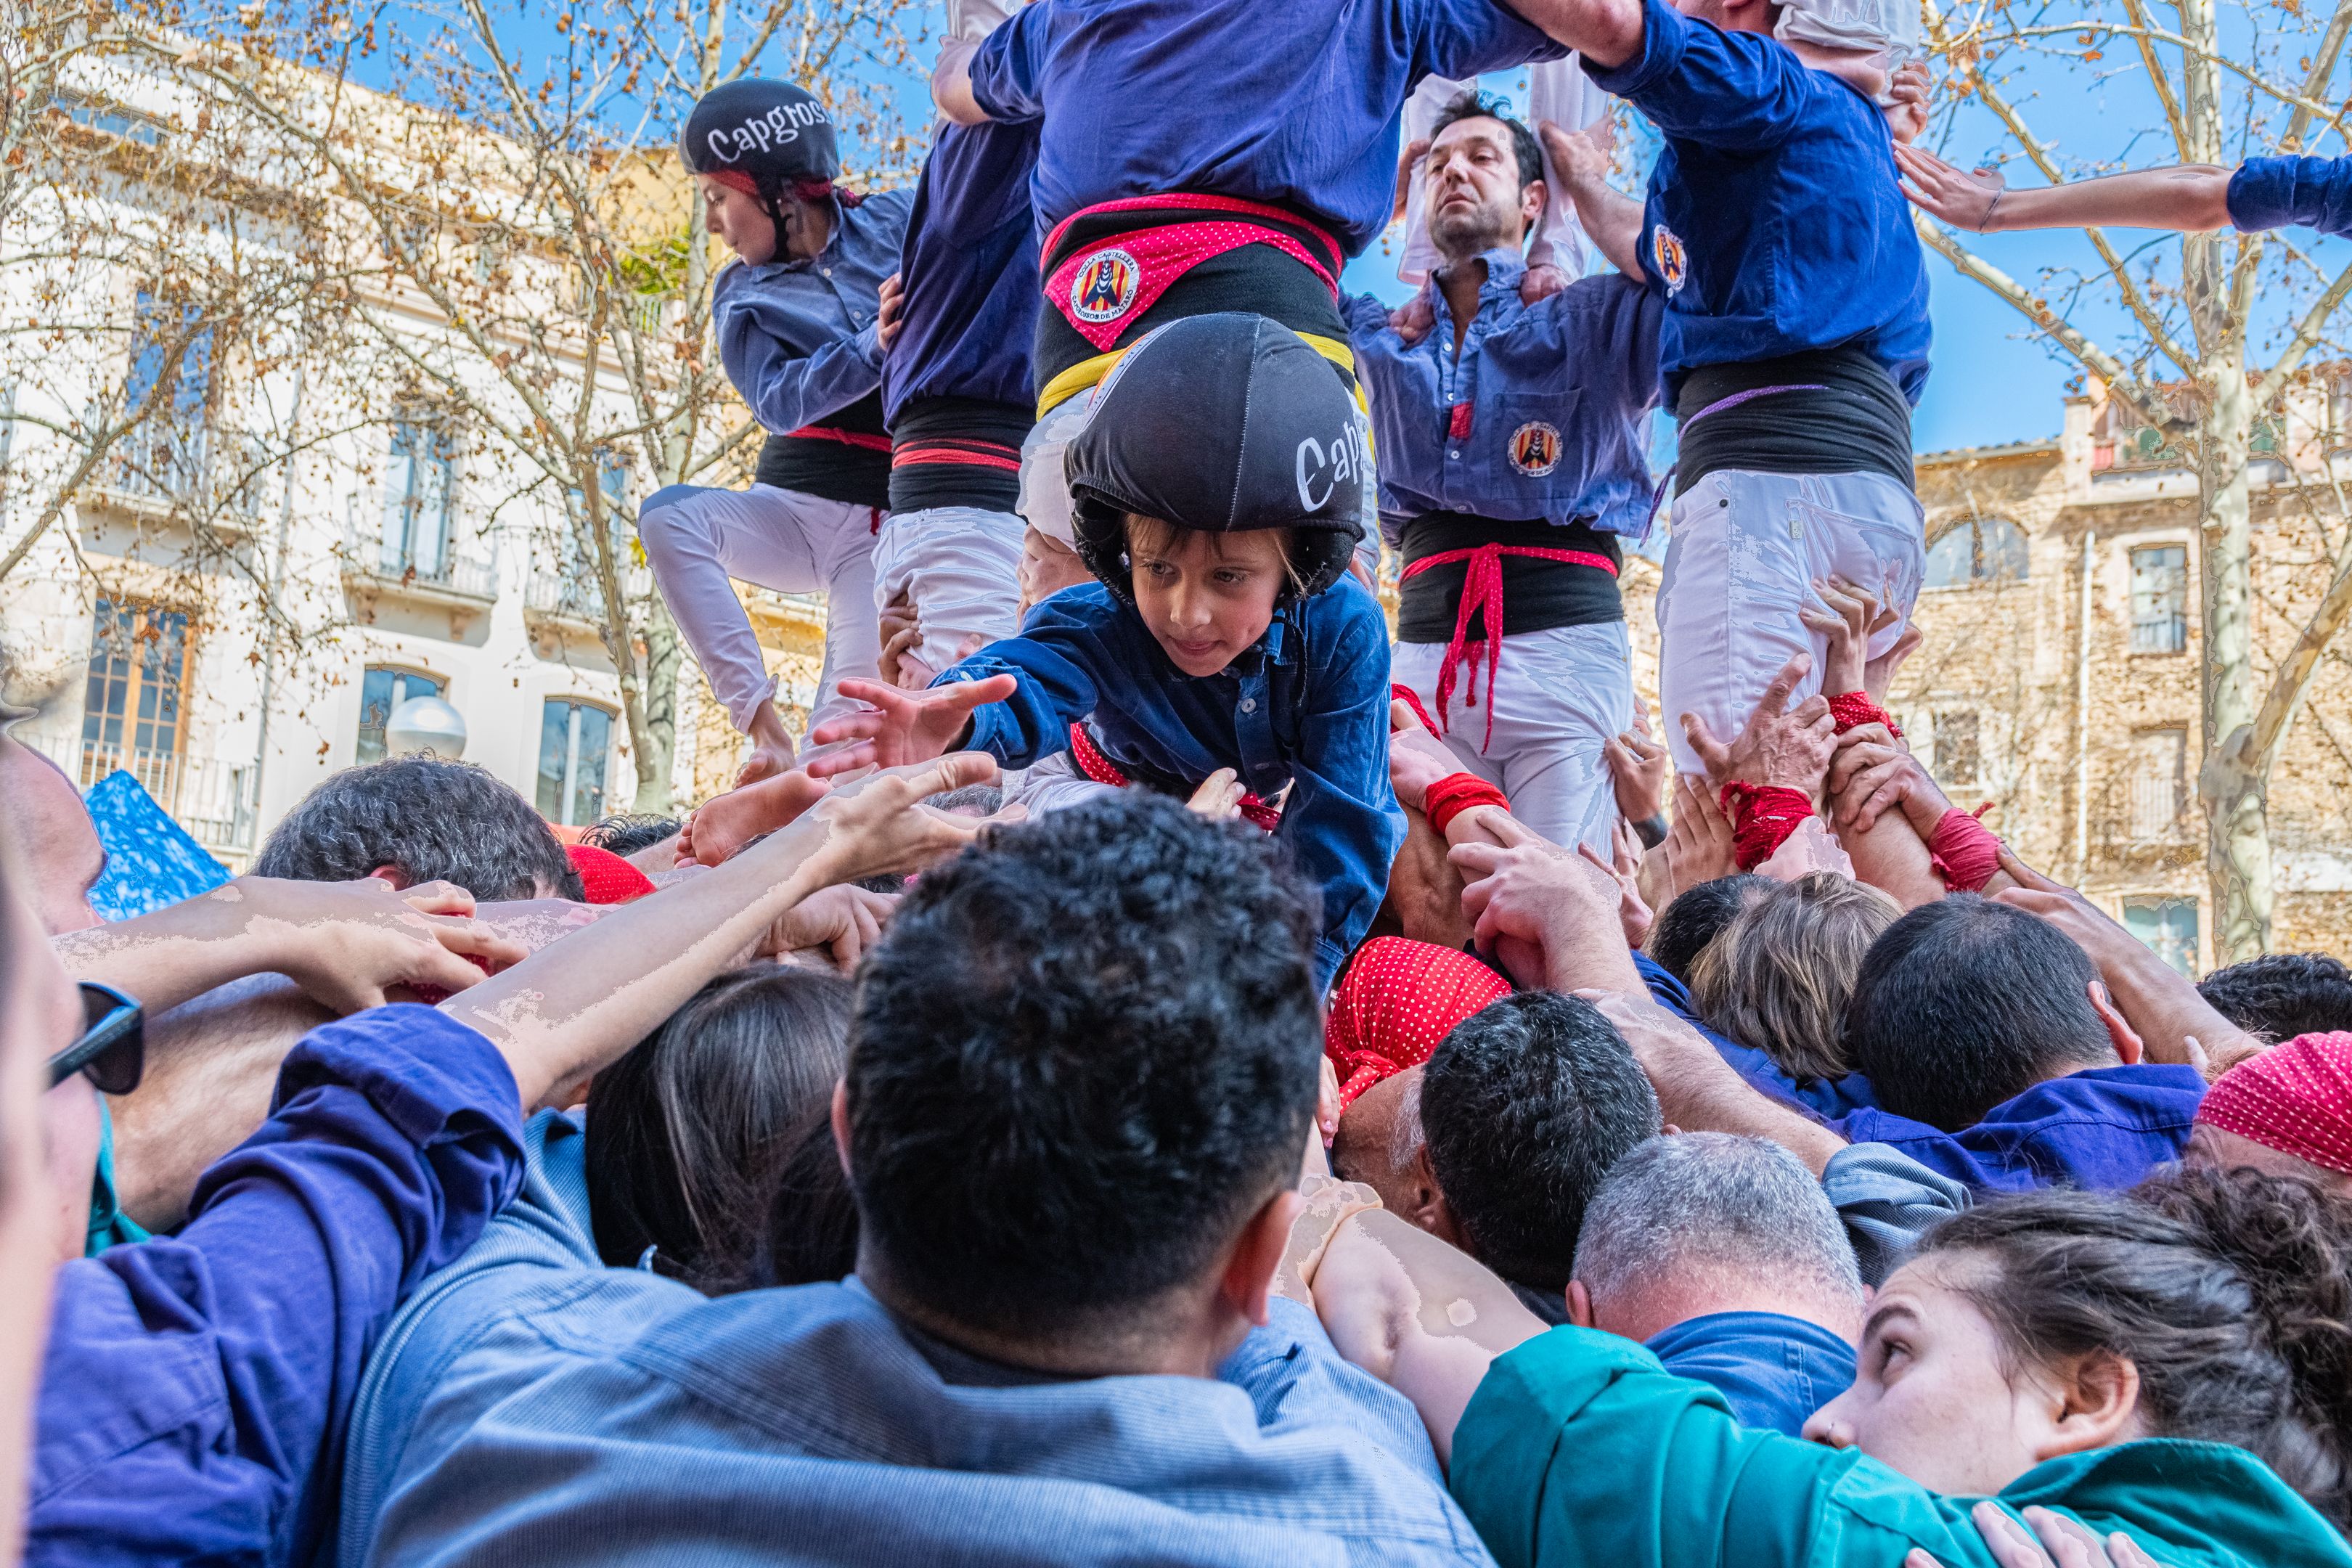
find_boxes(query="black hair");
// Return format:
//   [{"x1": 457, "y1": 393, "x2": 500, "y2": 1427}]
[
  {"x1": 1428, "y1": 90, "x2": 1545, "y2": 202},
  {"x1": 1647, "y1": 875, "x2": 1771, "y2": 984},
  {"x1": 254, "y1": 756, "x2": 583, "y2": 902},
  {"x1": 845, "y1": 793, "x2": 1321, "y2": 1341},
  {"x1": 1921, "y1": 1168, "x2": 2352, "y2": 1531},
  {"x1": 2200, "y1": 952, "x2": 2352, "y2": 1044},
  {"x1": 586, "y1": 965, "x2": 852, "y2": 1292},
  {"x1": 1843, "y1": 895, "x2": 2114, "y2": 1131},
  {"x1": 1420, "y1": 990, "x2": 1662, "y2": 1293},
  {"x1": 579, "y1": 812, "x2": 682, "y2": 858}
]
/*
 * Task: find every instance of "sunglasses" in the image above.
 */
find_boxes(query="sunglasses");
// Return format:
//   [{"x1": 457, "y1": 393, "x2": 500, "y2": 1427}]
[{"x1": 46, "y1": 981, "x2": 144, "y2": 1095}]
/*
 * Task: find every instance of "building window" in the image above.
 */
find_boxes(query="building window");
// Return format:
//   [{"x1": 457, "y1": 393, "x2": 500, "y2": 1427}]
[
  {"x1": 2129, "y1": 545, "x2": 2189, "y2": 653},
  {"x1": 81, "y1": 600, "x2": 192, "y2": 782},
  {"x1": 2122, "y1": 896, "x2": 2200, "y2": 978},
  {"x1": 380, "y1": 420, "x2": 459, "y2": 581},
  {"x1": 53, "y1": 91, "x2": 167, "y2": 147},
  {"x1": 2126, "y1": 727, "x2": 2186, "y2": 843},
  {"x1": 1923, "y1": 517, "x2": 2029, "y2": 589},
  {"x1": 1932, "y1": 710, "x2": 1981, "y2": 791},
  {"x1": 356, "y1": 667, "x2": 446, "y2": 767},
  {"x1": 115, "y1": 290, "x2": 216, "y2": 501},
  {"x1": 536, "y1": 700, "x2": 613, "y2": 826}
]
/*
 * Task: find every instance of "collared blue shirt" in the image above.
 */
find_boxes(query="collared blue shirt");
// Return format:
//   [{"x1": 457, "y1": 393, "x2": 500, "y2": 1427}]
[
  {"x1": 348, "y1": 1196, "x2": 1490, "y2": 1567},
  {"x1": 714, "y1": 187, "x2": 912, "y2": 434},
  {"x1": 1633, "y1": 950, "x2": 1879, "y2": 1119},
  {"x1": 2229, "y1": 155, "x2": 2352, "y2": 237},
  {"x1": 1346, "y1": 261, "x2": 1662, "y2": 539},
  {"x1": 30, "y1": 1005, "x2": 525, "y2": 1568},
  {"x1": 1584, "y1": 0, "x2": 1932, "y2": 404},
  {"x1": 1646, "y1": 1311, "x2": 1856, "y2": 1438},
  {"x1": 968, "y1": 0, "x2": 1562, "y2": 256},
  {"x1": 1831, "y1": 1065, "x2": 2206, "y2": 1194},
  {"x1": 883, "y1": 119, "x2": 1041, "y2": 420},
  {"x1": 939, "y1": 581, "x2": 1402, "y2": 986}
]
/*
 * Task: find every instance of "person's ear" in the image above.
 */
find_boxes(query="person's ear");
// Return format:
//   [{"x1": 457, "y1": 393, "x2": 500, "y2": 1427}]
[
  {"x1": 1222, "y1": 1187, "x2": 1306, "y2": 1328},
  {"x1": 1520, "y1": 178, "x2": 1547, "y2": 234},
  {"x1": 2033, "y1": 1349, "x2": 2142, "y2": 1462},
  {"x1": 2087, "y1": 981, "x2": 2144, "y2": 1066},
  {"x1": 368, "y1": 865, "x2": 412, "y2": 890},
  {"x1": 1405, "y1": 1145, "x2": 1466, "y2": 1248},
  {"x1": 1567, "y1": 1279, "x2": 1596, "y2": 1328},
  {"x1": 829, "y1": 1078, "x2": 853, "y2": 1179}
]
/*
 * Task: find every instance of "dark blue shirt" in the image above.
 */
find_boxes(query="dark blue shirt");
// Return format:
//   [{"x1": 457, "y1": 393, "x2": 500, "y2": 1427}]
[
  {"x1": 1831, "y1": 1066, "x2": 2206, "y2": 1195},
  {"x1": 1344, "y1": 261, "x2": 1663, "y2": 537},
  {"x1": 1583, "y1": 0, "x2": 1932, "y2": 404},
  {"x1": 1633, "y1": 950, "x2": 1878, "y2": 1119},
  {"x1": 1646, "y1": 1311, "x2": 1856, "y2": 1437},
  {"x1": 29, "y1": 1005, "x2": 525, "y2": 1568},
  {"x1": 882, "y1": 119, "x2": 1041, "y2": 420},
  {"x1": 939, "y1": 581, "x2": 1402, "y2": 984},
  {"x1": 967, "y1": 0, "x2": 1562, "y2": 255},
  {"x1": 714, "y1": 187, "x2": 912, "y2": 433},
  {"x1": 2229, "y1": 155, "x2": 2352, "y2": 237}
]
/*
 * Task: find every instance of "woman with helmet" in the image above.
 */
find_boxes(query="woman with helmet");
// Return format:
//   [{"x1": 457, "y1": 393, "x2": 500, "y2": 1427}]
[{"x1": 639, "y1": 78, "x2": 913, "y2": 785}]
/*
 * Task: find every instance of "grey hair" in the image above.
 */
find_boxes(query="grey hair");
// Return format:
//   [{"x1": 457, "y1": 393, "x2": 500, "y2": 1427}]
[{"x1": 1572, "y1": 1132, "x2": 1863, "y2": 1307}]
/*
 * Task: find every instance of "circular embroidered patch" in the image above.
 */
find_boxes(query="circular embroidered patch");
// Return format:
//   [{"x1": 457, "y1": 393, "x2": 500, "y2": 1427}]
[
  {"x1": 1070, "y1": 248, "x2": 1142, "y2": 324},
  {"x1": 1508, "y1": 420, "x2": 1562, "y2": 478}
]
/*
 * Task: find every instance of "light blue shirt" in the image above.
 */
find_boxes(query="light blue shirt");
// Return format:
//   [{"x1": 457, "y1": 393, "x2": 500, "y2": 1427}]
[{"x1": 713, "y1": 187, "x2": 912, "y2": 434}]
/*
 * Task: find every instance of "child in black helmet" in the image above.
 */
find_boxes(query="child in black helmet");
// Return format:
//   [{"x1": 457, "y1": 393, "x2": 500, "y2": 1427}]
[{"x1": 809, "y1": 312, "x2": 1402, "y2": 987}]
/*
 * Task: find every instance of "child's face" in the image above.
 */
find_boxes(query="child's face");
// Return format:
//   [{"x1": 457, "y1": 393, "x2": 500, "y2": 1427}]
[
  {"x1": 1127, "y1": 521, "x2": 1288, "y2": 678},
  {"x1": 698, "y1": 175, "x2": 778, "y2": 266}
]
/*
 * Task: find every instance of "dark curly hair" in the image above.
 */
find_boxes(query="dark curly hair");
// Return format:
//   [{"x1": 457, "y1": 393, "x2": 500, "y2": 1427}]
[
  {"x1": 579, "y1": 812, "x2": 682, "y2": 859},
  {"x1": 1919, "y1": 1168, "x2": 2352, "y2": 1530},
  {"x1": 1429, "y1": 89, "x2": 1545, "y2": 199},
  {"x1": 1421, "y1": 990, "x2": 1662, "y2": 1293},
  {"x1": 255, "y1": 756, "x2": 582, "y2": 902},
  {"x1": 844, "y1": 793, "x2": 1322, "y2": 1341},
  {"x1": 2200, "y1": 952, "x2": 2352, "y2": 1044}
]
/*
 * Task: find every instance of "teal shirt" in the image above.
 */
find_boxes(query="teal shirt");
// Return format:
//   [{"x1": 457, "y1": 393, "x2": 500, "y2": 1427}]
[{"x1": 1451, "y1": 1326, "x2": 2352, "y2": 1568}]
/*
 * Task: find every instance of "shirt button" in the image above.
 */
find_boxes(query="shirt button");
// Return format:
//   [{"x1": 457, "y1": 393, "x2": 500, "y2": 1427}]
[
  {"x1": 1240, "y1": 698, "x2": 1257, "y2": 714},
  {"x1": 1449, "y1": 450, "x2": 1461, "y2": 460}
]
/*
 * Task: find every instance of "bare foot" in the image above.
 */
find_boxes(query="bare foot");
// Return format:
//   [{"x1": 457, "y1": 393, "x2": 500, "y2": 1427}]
[{"x1": 687, "y1": 769, "x2": 833, "y2": 867}]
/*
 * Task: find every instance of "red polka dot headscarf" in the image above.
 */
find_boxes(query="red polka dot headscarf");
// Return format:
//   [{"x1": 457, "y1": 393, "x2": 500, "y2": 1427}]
[
  {"x1": 1325, "y1": 936, "x2": 1511, "y2": 1112},
  {"x1": 2196, "y1": 1030, "x2": 2352, "y2": 1175}
]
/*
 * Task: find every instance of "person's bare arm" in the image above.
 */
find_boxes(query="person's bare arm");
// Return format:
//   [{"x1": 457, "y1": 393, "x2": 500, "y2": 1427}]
[
  {"x1": 1825, "y1": 726, "x2": 1949, "y2": 908},
  {"x1": 1538, "y1": 121, "x2": 1646, "y2": 281},
  {"x1": 1500, "y1": 0, "x2": 1647, "y2": 70},
  {"x1": 52, "y1": 876, "x2": 521, "y2": 1016},
  {"x1": 1895, "y1": 144, "x2": 2232, "y2": 234},
  {"x1": 444, "y1": 754, "x2": 1005, "y2": 1109},
  {"x1": 1451, "y1": 820, "x2": 1646, "y2": 993},
  {"x1": 932, "y1": 37, "x2": 989, "y2": 125},
  {"x1": 1310, "y1": 1206, "x2": 1548, "y2": 1466},
  {"x1": 1583, "y1": 989, "x2": 1848, "y2": 1172}
]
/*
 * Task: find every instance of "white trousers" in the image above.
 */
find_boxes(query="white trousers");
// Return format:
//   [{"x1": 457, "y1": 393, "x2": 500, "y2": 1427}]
[
  {"x1": 1657, "y1": 467, "x2": 1925, "y2": 775},
  {"x1": 1392, "y1": 618, "x2": 1635, "y2": 854},
  {"x1": 870, "y1": 506, "x2": 1027, "y2": 671},
  {"x1": 637, "y1": 482, "x2": 882, "y2": 739}
]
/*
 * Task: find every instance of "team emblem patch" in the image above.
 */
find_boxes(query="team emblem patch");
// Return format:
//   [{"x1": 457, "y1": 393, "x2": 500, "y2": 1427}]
[
  {"x1": 1508, "y1": 420, "x2": 1562, "y2": 478},
  {"x1": 1070, "y1": 248, "x2": 1142, "y2": 324},
  {"x1": 1651, "y1": 224, "x2": 1689, "y2": 295}
]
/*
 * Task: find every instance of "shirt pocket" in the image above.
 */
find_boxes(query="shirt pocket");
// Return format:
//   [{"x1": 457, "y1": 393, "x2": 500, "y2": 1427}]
[{"x1": 1485, "y1": 390, "x2": 1585, "y2": 503}]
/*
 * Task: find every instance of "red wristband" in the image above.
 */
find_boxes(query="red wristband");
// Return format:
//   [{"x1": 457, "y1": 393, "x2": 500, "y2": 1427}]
[
  {"x1": 1826, "y1": 690, "x2": 1902, "y2": 739},
  {"x1": 1424, "y1": 772, "x2": 1511, "y2": 836},
  {"x1": 1720, "y1": 783, "x2": 1816, "y2": 872},
  {"x1": 1927, "y1": 807, "x2": 2004, "y2": 892}
]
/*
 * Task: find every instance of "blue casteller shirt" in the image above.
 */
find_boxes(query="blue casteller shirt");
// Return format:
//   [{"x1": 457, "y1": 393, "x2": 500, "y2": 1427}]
[
  {"x1": 1646, "y1": 1311, "x2": 1856, "y2": 1438},
  {"x1": 714, "y1": 187, "x2": 912, "y2": 435},
  {"x1": 1830, "y1": 1066, "x2": 2206, "y2": 1195},
  {"x1": 346, "y1": 1127, "x2": 1490, "y2": 1567},
  {"x1": 2229, "y1": 155, "x2": 2352, "y2": 237},
  {"x1": 1345, "y1": 260, "x2": 1663, "y2": 539},
  {"x1": 968, "y1": 0, "x2": 1562, "y2": 255},
  {"x1": 939, "y1": 581, "x2": 1402, "y2": 986},
  {"x1": 1584, "y1": 0, "x2": 1932, "y2": 404},
  {"x1": 30, "y1": 1005, "x2": 525, "y2": 1568},
  {"x1": 883, "y1": 119, "x2": 1041, "y2": 420}
]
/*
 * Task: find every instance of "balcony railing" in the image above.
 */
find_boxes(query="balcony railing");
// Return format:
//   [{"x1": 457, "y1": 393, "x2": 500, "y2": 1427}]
[
  {"x1": 340, "y1": 521, "x2": 499, "y2": 601},
  {"x1": 98, "y1": 419, "x2": 268, "y2": 518},
  {"x1": 26, "y1": 731, "x2": 257, "y2": 854},
  {"x1": 524, "y1": 551, "x2": 648, "y2": 628}
]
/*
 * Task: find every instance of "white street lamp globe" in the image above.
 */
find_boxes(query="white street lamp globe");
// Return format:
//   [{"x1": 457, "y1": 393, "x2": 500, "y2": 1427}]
[{"x1": 384, "y1": 695, "x2": 467, "y2": 759}]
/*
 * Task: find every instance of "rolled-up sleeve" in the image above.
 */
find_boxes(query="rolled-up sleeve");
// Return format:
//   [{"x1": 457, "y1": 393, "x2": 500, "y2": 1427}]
[
  {"x1": 2228, "y1": 155, "x2": 2352, "y2": 237},
  {"x1": 29, "y1": 1005, "x2": 525, "y2": 1568}
]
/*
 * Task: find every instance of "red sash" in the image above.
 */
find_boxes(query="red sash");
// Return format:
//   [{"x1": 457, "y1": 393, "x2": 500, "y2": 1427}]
[
  {"x1": 1042, "y1": 195, "x2": 1342, "y2": 355},
  {"x1": 1067, "y1": 722, "x2": 1280, "y2": 833},
  {"x1": 1399, "y1": 544, "x2": 1619, "y2": 748}
]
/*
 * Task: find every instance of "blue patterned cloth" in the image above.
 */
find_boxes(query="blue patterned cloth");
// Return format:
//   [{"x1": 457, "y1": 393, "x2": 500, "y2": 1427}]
[{"x1": 82, "y1": 769, "x2": 230, "y2": 921}]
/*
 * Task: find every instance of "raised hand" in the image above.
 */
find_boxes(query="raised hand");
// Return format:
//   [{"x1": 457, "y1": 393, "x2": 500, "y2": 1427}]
[
  {"x1": 1882, "y1": 60, "x2": 1930, "y2": 144},
  {"x1": 1904, "y1": 1500, "x2": 2169, "y2": 1568},
  {"x1": 1866, "y1": 623, "x2": 1924, "y2": 703},
  {"x1": 1581, "y1": 832, "x2": 1653, "y2": 950},
  {"x1": 1390, "y1": 135, "x2": 1430, "y2": 226},
  {"x1": 799, "y1": 749, "x2": 1024, "y2": 887},
  {"x1": 1799, "y1": 574, "x2": 1895, "y2": 696},
  {"x1": 262, "y1": 878, "x2": 526, "y2": 1012},
  {"x1": 1537, "y1": 117, "x2": 1612, "y2": 188},
  {"x1": 1388, "y1": 283, "x2": 1439, "y2": 346},
  {"x1": 1895, "y1": 143, "x2": 2007, "y2": 232},
  {"x1": 1827, "y1": 722, "x2": 1946, "y2": 831},
  {"x1": 875, "y1": 271, "x2": 906, "y2": 351},
  {"x1": 1604, "y1": 694, "x2": 1670, "y2": 822},
  {"x1": 759, "y1": 882, "x2": 899, "y2": 971},
  {"x1": 1681, "y1": 653, "x2": 1835, "y2": 798},
  {"x1": 1518, "y1": 257, "x2": 1571, "y2": 306},
  {"x1": 803, "y1": 673, "x2": 1018, "y2": 779},
  {"x1": 1389, "y1": 698, "x2": 1464, "y2": 812},
  {"x1": 1662, "y1": 774, "x2": 1738, "y2": 894}
]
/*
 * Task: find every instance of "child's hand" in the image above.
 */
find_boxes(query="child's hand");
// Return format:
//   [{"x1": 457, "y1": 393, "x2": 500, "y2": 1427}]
[
  {"x1": 1798, "y1": 575, "x2": 1894, "y2": 696},
  {"x1": 804, "y1": 674, "x2": 1017, "y2": 779},
  {"x1": 1187, "y1": 767, "x2": 1246, "y2": 821}
]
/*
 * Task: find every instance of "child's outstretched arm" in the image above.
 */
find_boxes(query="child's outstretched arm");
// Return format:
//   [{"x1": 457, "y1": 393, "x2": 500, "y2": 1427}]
[
  {"x1": 804, "y1": 674, "x2": 1017, "y2": 777},
  {"x1": 1895, "y1": 144, "x2": 2233, "y2": 233}
]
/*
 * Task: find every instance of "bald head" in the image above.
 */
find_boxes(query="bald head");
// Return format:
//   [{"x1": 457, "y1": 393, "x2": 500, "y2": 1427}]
[{"x1": 0, "y1": 738, "x2": 103, "y2": 934}]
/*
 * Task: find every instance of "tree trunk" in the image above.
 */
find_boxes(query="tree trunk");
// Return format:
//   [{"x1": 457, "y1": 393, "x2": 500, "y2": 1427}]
[
  {"x1": 634, "y1": 592, "x2": 681, "y2": 813},
  {"x1": 2195, "y1": 356, "x2": 2272, "y2": 961}
]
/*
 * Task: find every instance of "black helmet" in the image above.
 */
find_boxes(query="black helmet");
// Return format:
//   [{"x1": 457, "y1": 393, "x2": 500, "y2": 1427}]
[
  {"x1": 1066, "y1": 313, "x2": 1366, "y2": 605},
  {"x1": 678, "y1": 80, "x2": 845, "y2": 216}
]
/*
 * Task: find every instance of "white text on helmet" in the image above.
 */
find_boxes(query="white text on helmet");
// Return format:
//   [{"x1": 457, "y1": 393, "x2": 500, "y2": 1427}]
[{"x1": 705, "y1": 99, "x2": 831, "y2": 165}]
